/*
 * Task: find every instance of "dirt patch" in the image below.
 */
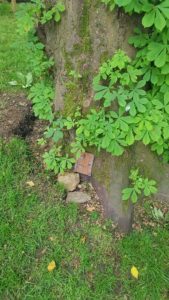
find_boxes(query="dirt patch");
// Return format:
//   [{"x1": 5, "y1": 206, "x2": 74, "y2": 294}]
[
  {"x1": 0, "y1": 92, "x2": 47, "y2": 147},
  {"x1": 0, "y1": 91, "x2": 49, "y2": 169},
  {"x1": 0, "y1": 92, "x2": 32, "y2": 139}
]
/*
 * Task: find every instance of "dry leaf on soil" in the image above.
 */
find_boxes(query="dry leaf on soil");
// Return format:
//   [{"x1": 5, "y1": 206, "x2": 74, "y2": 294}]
[
  {"x1": 26, "y1": 181, "x2": 35, "y2": 187},
  {"x1": 86, "y1": 206, "x2": 95, "y2": 212}
]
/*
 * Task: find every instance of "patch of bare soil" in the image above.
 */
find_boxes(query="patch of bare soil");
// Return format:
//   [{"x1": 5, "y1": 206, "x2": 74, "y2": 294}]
[
  {"x1": 0, "y1": 92, "x2": 47, "y2": 152},
  {"x1": 0, "y1": 92, "x2": 33, "y2": 139}
]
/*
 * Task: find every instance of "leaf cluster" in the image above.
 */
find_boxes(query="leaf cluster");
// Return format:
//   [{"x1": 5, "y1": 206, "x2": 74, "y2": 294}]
[
  {"x1": 43, "y1": 146, "x2": 75, "y2": 174},
  {"x1": 16, "y1": 0, "x2": 65, "y2": 35},
  {"x1": 28, "y1": 81, "x2": 54, "y2": 120},
  {"x1": 122, "y1": 169, "x2": 157, "y2": 204}
]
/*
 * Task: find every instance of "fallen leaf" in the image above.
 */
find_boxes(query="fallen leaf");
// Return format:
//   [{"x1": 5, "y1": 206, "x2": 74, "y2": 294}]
[
  {"x1": 49, "y1": 236, "x2": 55, "y2": 242},
  {"x1": 26, "y1": 181, "x2": 35, "y2": 187},
  {"x1": 47, "y1": 260, "x2": 56, "y2": 272},
  {"x1": 131, "y1": 266, "x2": 139, "y2": 279},
  {"x1": 80, "y1": 236, "x2": 87, "y2": 244},
  {"x1": 86, "y1": 206, "x2": 95, "y2": 212}
]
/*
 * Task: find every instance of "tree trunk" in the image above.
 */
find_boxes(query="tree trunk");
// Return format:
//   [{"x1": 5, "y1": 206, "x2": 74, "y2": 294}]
[
  {"x1": 40, "y1": 0, "x2": 169, "y2": 233},
  {"x1": 11, "y1": 0, "x2": 16, "y2": 13},
  {"x1": 43, "y1": 0, "x2": 134, "y2": 111}
]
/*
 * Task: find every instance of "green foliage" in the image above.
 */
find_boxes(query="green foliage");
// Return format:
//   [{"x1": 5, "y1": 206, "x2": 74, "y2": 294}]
[
  {"x1": 9, "y1": 72, "x2": 33, "y2": 89},
  {"x1": 15, "y1": 6, "x2": 55, "y2": 121},
  {"x1": 86, "y1": 1, "x2": 169, "y2": 163},
  {"x1": 15, "y1": 0, "x2": 169, "y2": 177},
  {"x1": 102, "y1": 0, "x2": 169, "y2": 28},
  {"x1": 28, "y1": 82, "x2": 54, "y2": 120},
  {"x1": 43, "y1": 146, "x2": 75, "y2": 174},
  {"x1": 41, "y1": 2, "x2": 65, "y2": 24},
  {"x1": 152, "y1": 207, "x2": 164, "y2": 220},
  {"x1": 26, "y1": 34, "x2": 54, "y2": 78},
  {"x1": 69, "y1": 70, "x2": 82, "y2": 80},
  {"x1": 16, "y1": 0, "x2": 65, "y2": 35},
  {"x1": 142, "y1": 1, "x2": 169, "y2": 31},
  {"x1": 122, "y1": 169, "x2": 157, "y2": 204}
]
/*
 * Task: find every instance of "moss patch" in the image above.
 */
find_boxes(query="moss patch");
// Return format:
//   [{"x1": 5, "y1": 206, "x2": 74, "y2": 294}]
[
  {"x1": 63, "y1": 81, "x2": 84, "y2": 117},
  {"x1": 79, "y1": 0, "x2": 92, "y2": 54},
  {"x1": 92, "y1": 151, "x2": 112, "y2": 191}
]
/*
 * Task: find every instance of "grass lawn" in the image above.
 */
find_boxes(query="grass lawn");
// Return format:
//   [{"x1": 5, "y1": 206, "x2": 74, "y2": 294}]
[
  {"x1": 0, "y1": 139, "x2": 169, "y2": 299},
  {"x1": 0, "y1": 139, "x2": 117, "y2": 299},
  {"x1": 0, "y1": 3, "x2": 169, "y2": 300},
  {"x1": 0, "y1": 2, "x2": 31, "y2": 92}
]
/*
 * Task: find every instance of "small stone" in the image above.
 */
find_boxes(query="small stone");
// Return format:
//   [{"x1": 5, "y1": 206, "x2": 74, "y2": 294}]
[
  {"x1": 66, "y1": 191, "x2": 91, "y2": 204},
  {"x1": 58, "y1": 173, "x2": 80, "y2": 191}
]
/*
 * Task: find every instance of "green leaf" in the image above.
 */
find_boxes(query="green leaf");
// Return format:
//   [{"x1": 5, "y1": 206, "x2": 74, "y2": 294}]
[
  {"x1": 161, "y1": 63, "x2": 169, "y2": 74},
  {"x1": 84, "y1": 129, "x2": 90, "y2": 137},
  {"x1": 150, "y1": 185, "x2": 158, "y2": 194},
  {"x1": 130, "y1": 102, "x2": 136, "y2": 116},
  {"x1": 163, "y1": 127, "x2": 169, "y2": 139},
  {"x1": 104, "y1": 91, "x2": 116, "y2": 107},
  {"x1": 147, "y1": 43, "x2": 167, "y2": 67},
  {"x1": 108, "y1": 140, "x2": 124, "y2": 156},
  {"x1": 155, "y1": 49, "x2": 167, "y2": 67},
  {"x1": 101, "y1": 136, "x2": 111, "y2": 149},
  {"x1": 94, "y1": 89, "x2": 107, "y2": 100},
  {"x1": 115, "y1": 0, "x2": 131, "y2": 6},
  {"x1": 57, "y1": 3, "x2": 65, "y2": 12},
  {"x1": 135, "y1": 101, "x2": 146, "y2": 113},
  {"x1": 93, "y1": 84, "x2": 107, "y2": 92},
  {"x1": 122, "y1": 187, "x2": 133, "y2": 201},
  {"x1": 143, "y1": 132, "x2": 150, "y2": 145},
  {"x1": 155, "y1": 9, "x2": 166, "y2": 31},
  {"x1": 158, "y1": 1, "x2": 169, "y2": 19},
  {"x1": 165, "y1": 105, "x2": 169, "y2": 114},
  {"x1": 54, "y1": 11, "x2": 61, "y2": 22},
  {"x1": 53, "y1": 130, "x2": 63, "y2": 142},
  {"x1": 142, "y1": 10, "x2": 155, "y2": 28},
  {"x1": 144, "y1": 186, "x2": 151, "y2": 196},
  {"x1": 152, "y1": 99, "x2": 164, "y2": 109},
  {"x1": 131, "y1": 190, "x2": 138, "y2": 203},
  {"x1": 164, "y1": 91, "x2": 169, "y2": 105},
  {"x1": 126, "y1": 129, "x2": 135, "y2": 145}
]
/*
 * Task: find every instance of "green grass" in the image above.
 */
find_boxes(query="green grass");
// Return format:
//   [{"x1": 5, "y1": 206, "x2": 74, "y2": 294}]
[
  {"x1": 118, "y1": 230, "x2": 169, "y2": 299},
  {"x1": 0, "y1": 139, "x2": 117, "y2": 299},
  {"x1": 0, "y1": 3, "x2": 31, "y2": 92},
  {"x1": 0, "y1": 139, "x2": 169, "y2": 299}
]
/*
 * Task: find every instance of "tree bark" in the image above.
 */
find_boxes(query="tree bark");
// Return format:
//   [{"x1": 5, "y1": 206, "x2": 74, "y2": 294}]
[
  {"x1": 42, "y1": 0, "x2": 134, "y2": 111},
  {"x1": 11, "y1": 0, "x2": 16, "y2": 13}
]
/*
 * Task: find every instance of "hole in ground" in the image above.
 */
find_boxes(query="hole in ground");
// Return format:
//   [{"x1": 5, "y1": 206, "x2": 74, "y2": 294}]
[{"x1": 12, "y1": 109, "x2": 37, "y2": 138}]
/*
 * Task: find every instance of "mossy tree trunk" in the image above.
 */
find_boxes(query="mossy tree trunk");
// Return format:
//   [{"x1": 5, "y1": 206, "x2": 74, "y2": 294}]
[
  {"x1": 40, "y1": 0, "x2": 169, "y2": 233},
  {"x1": 42, "y1": 0, "x2": 134, "y2": 113}
]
